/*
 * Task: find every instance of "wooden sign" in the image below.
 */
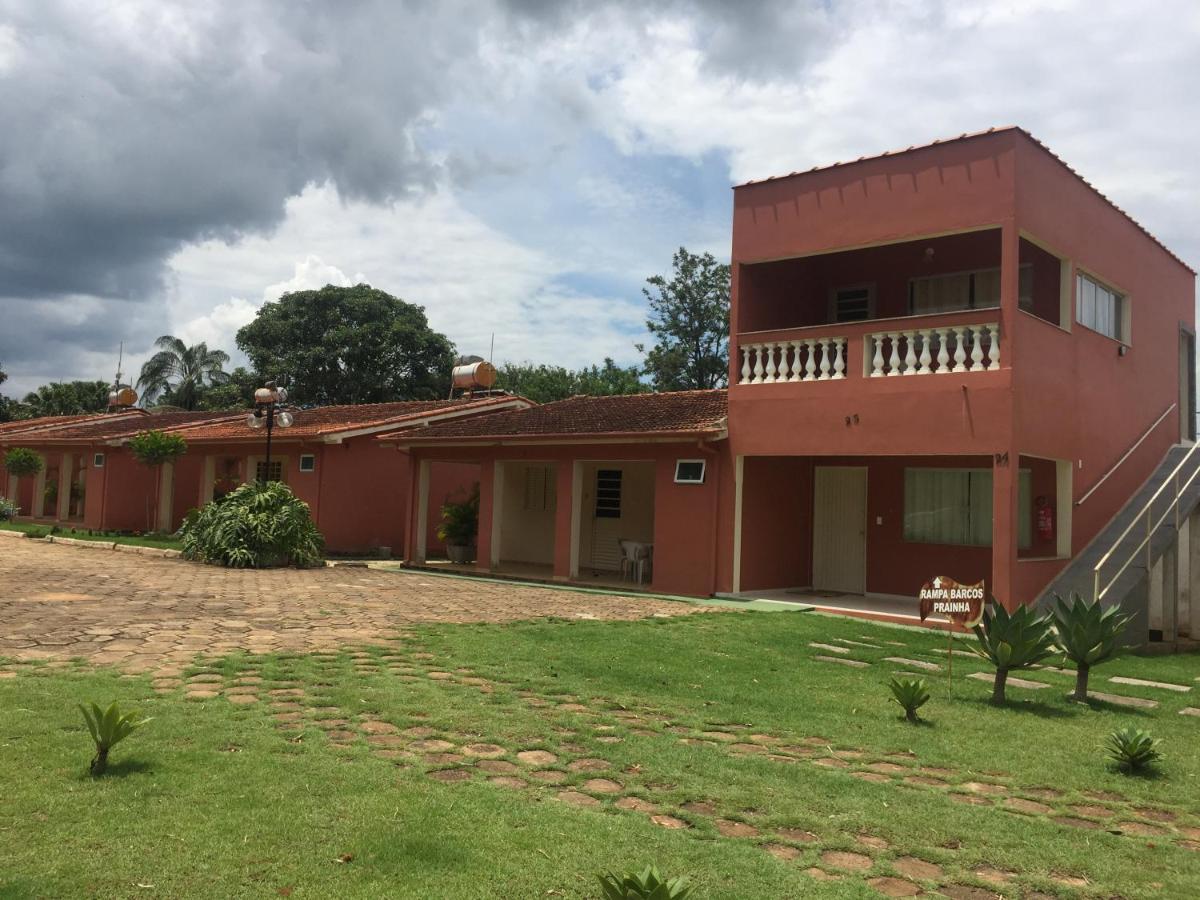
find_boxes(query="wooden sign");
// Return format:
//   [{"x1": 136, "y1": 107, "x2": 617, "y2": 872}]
[{"x1": 919, "y1": 576, "x2": 986, "y2": 627}]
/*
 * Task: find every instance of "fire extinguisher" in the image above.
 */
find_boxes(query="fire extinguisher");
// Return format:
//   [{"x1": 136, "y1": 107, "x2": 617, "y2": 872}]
[{"x1": 1035, "y1": 496, "x2": 1054, "y2": 542}]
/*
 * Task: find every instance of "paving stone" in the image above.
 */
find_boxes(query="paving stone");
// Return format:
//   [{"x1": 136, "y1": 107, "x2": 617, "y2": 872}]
[
  {"x1": 411, "y1": 739, "x2": 455, "y2": 753},
  {"x1": 904, "y1": 775, "x2": 947, "y2": 787},
  {"x1": 803, "y1": 868, "x2": 840, "y2": 882},
  {"x1": 1109, "y1": 676, "x2": 1191, "y2": 692},
  {"x1": 557, "y1": 790, "x2": 601, "y2": 808},
  {"x1": 1118, "y1": 820, "x2": 1169, "y2": 836},
  {"x1": 516, "y1": 749, "x2": 558, "y2": 765},
  {"x1": 714, "y1": 819, "x2": 759, "y2": 838},
  {"x1": 359, "y1": 720, "x2": 401, "y2": 735},
  {"x1": 814, "y1": 757, "x2": 851, "y2": 769},
  {"x1": 461, "y1": 743, "x2": 506, "y2": 758},
  {"x1": 185, "y1": 689, "x2": 219, "y2": 700},
  {"x1": 1134, "y1": 806, "x2": 1177, "y2": 822},
  {"x1": 762, "y1": 843, "x2": 802, "y2": 861},
  {"x1": 428, "y1": 768, "x2": 472, "y2": 783},
  {"x1": 614, "y1": 796, "x2": 659, "y2": 813},
  {"x1": 808, "y1": 642, "x2": 850, "y2": 654},
  {"x1": 865, "y1": 761, "x2": 910, "y2": 775},
  {"x1": 528, "y1": 769, "x2": 568, "y2": 783},
  {"x1": 868, "y1": 877, "x2": 922, "y2": 897},
  {"x1": 820, "y1": 850, "x2": 872, "y2": 871},
  {"x1": 1052, "y1": 816, "x2": 1102, "y2": 830},
  {"x1": 893, "y1": 857, "x2": 941, "y2": 880},
  {"x1": 834, "y1": 638, "x2": 882, "y2": 649},
  {"x1": 1082, "y1": 691, "x2": 1158, "y2": 709},
  {"x1": 973, "y1": 866, "x2": 1014, "y2": 885},
  {"x1": 583, "y1": 778, "x2": 623, "y2": 795},
  {"x1": 476, "y1": 759, "x2": 520, "y2": 774},
  {"x1": 488, "y1": 776, "x2": 526, "y2": 789},
  {"x1": 960, "y1": 781, "x2": 1006, "y2": 795},
  {"x1": 1005, "y1": 797, "x2": 1054, "y2": 815},
  {"x1": 1066, "y1": 804, "x2": 1111, "y2": 819},
  {"x1": 938, "y1": 886, "x2": 999, "y2": 900},
  {"x1": 814, "y1": 655, "x2": 870, "y2": 668},
  {"x1": 649, "y1": 814, "x2": 688, "y2": 829},
  {"x1": 965, "y1": 672, "x2": 1047, "y2": 689},
  {"x1": 856, "y1": 834, "x2": 890, "y2": 850},
  {"x1": 777, "y1": 827, "x2": 820, "y2": 843},
  {"x1": 226, "y1": 694, "x2": 258, "y2": 705},
  {"x1": 366, "y1": 735, "x2": 407, "y2": 749},
  {"x1": 1180, "y1": 707, "x2": 1200, "y2": 717},
  {"x1": 884, "y1": 657, "x2": 941, "y2": 671},
  {"x1": 568, "y1": 758, "x2": 612, "y2": 772},
  {"x1": 402, "y1": 726, "x2": 436, "y2": 738}
]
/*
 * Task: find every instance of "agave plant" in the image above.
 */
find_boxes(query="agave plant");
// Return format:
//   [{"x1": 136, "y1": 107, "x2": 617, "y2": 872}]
[
  {"x1": 1051, "y1": 592, "x2": 1131, "y2": 702},
  {"x1": 1106, "y1": 726, "x2": 1162, "y2": 773},
  {"x1": 79, "y1": 701, "x2": 151, "y2": 775},
  {"x1": 888, "y1": 676, "x2": 931, "y2": 723},
  {"x1": 598, "y1": 866, "x2": 692, "y2": 900},
  {"x1": 971, "y1": 600, "x2": 1056, "y2": 705}
]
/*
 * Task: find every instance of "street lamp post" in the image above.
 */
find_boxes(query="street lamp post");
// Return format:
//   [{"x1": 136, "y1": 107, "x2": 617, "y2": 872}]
[{"x1": 247, "y1": 381, "x2": 294, "y2": 481}]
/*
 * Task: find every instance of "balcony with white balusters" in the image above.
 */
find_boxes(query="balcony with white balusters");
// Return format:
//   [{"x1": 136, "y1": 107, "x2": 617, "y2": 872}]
[{"x1": 735, "y1": 309, "x2": 1003, "y2": 386}]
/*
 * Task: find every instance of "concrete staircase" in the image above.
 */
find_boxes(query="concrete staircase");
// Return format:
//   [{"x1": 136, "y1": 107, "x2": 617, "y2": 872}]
[{"x1": 1035, "y1": 444, "x2": 1200, "y2": 645}]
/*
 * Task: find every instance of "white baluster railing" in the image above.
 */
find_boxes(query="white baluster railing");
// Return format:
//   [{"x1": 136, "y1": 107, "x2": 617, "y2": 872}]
[
  {"x1": 864, "y1": 323, "x2": 1000, "y2": 377},
  {"x1": 737, "y1": 338, "x2": 848, "y2": 385}
]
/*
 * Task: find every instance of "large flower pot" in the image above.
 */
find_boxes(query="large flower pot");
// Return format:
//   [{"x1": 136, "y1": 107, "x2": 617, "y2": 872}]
[{"x1": 446, "y1": 543, "x2": 475, "y2": 564}]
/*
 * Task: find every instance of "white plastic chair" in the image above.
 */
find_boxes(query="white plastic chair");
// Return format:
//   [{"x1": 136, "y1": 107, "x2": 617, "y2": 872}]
[{"x1": 618, "y1": 539, "x2": 652, "y2": 584}]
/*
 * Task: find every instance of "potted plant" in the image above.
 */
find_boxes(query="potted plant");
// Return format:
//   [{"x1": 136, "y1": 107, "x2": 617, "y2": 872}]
[{"x1": 437, "y1": 485, "x2": 479, "y2": 564}]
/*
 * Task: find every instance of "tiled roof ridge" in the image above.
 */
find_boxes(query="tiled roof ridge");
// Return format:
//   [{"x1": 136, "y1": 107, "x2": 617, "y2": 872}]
[{"x1": 735, "y1": 126, "x2": 1194, "y2": 275}]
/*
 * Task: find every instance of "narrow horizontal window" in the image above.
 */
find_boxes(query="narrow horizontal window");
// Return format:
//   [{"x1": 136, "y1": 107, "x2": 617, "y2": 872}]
[
  {"x1": 674, "y1": 460, "x2": 706, "y2": 484},
  {"x1": 299, "y1": 454, "x2": 315, "y2": 473}
]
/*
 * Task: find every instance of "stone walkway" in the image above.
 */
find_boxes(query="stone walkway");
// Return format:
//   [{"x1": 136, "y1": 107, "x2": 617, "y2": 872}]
[{"x1": 0, "y1": 538, "x2": 706, "y2": 674}]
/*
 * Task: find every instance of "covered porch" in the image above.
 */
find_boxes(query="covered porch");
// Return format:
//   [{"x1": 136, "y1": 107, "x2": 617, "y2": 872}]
[{"x1": 733, "y1": 452, "x2": 1073, "y2": 612}]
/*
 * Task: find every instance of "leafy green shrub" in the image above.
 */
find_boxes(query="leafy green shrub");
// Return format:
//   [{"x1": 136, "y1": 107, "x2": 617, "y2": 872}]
[
  {"x1": 127, "y1": 429, "x2": 188, "y2": 467},
  {"x1": 0, "y1": 496, "x2": 18, "y2": 520},
  {"x1": 4, "y1": 447, "x2": 43, "y2": 479},
  {"x1": 79, "y1": 701, "x2": 151, "y2": 775},
  {"x1": 1052, "y1": 592, "x2": 1130, "y2": 702},
  {"x1": 436, "y1": 484, "x2": 479, "y2": 546},
  {"x1": 888, "y1": 676, "x2": 931, "y2": 723},
  {"x1": 179, "y1": 480, "x2": 323, "y2": 568},
  {"x1": 25, "y1": 525, "x2": 49, "y2": 539},
  {"x1": 1106, "y1": 726, "x2": 1162, "y2": 774},
  {"x1": 971, "y1": 600, "x2": 1056, "y2": 705},
  {"x1": 598, "y1": 866, "x2": 692, "y2": 899}
]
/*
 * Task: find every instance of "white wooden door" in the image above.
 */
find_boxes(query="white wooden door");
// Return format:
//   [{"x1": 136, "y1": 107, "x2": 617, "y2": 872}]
[{"x1": 812, "y1": 466, "x2": 867, "y2": 594}]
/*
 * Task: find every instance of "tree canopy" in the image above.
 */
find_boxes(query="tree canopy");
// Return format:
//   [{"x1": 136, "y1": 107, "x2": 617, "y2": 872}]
[
  {"x1": 638, "y1": 247, "x2": 730, "y2": 391},
  {"x1": 236, "y1": 284, "x2": 456, "y2": 405},
  {"x1": 498, "y1": 358, "x2": 647, "y2": 404},
  {"x1": 137, "y1": 336, "x2": 231, "y2": 410},
  {"x1": 194, "y1": 367, "x2": 260, "y2": 411},
  {"x1": 18, "y1": 381, "x2": 110, "y2": 418}
]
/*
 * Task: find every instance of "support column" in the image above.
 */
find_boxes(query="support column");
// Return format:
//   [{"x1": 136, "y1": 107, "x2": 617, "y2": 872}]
[
  {"x1": 156, "y1": 461, "x2": 175, "y2": 532},
  {"x1": 552, "y1": 460, "x2": 574, "y2": 581},
  {"x1": 1189, "y1": 507, "x2": 1200, "y2": 639},
  {"x1": 732, "y1": 455, "x2": 745, "y2": 594},
  {"x1": 1177, "y1": 516, "x2": 1191, "y2": 637},
  {"x1": 1161, "y1": 542, "x2": 1178, "y2": 642},
  {"x1": 56, "y1": 453, "x2": 73, "y2": 521},
  {"x1": 991, "y1": 453, "x2": 1018, "y2": 609},
  {"x1": 32, "y1": 462, "x2": 47, "y2": 518},
  {"x1": 413, "y1": 458, "x2": 430, "y2": 564},
  {"x1": 998, "y1": 220, "x2": 1019, "y2": 368},
  {"x1": 569, "y1": 461, "x2": 583, "y2": 579},
  {"x1": 200, "y1": 455, "x2": 216, "y2": 506},
  {"x1": 489, "y1": 461, "x2": 505, "y2": 568},
  {"x1": 5, "y1": 473, "x2": 16, "y2": 504},
  {"x1": 1148, "y1": 554, "x2": 1165, "y2": 636}
]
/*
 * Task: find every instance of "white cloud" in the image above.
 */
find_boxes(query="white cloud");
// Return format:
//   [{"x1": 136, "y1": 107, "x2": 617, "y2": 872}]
[{"x1": 161, "y1": 183, "x2": 649, "y2": 380}]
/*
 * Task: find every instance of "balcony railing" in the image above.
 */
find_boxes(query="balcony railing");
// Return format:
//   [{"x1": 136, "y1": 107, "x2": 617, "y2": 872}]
[{"x1": 735, "y1": 309, "x2": 1002, "y2": 385}]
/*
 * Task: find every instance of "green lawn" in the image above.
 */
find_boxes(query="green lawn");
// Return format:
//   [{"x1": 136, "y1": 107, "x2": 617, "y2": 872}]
[
  {"x1": 0, "y1": 520, "x2": 182, "y2": 549},
  {"x1": 1, "y1": 610, "x2": 1197, "y2": 898}
]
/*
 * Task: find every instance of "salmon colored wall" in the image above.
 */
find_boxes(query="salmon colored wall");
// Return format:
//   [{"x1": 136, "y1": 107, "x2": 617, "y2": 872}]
[
  {"x1": 408, "y1": 442, "x2": 730, "y2": 597},
  {"x1": 424, "y1": 462, "x2": 482, "y2": 555},
  {"x1": 98, "y1": 450, "x2": 159, "y2": 532},
  {"x1": 738, "y1": 456, "x2": 812, "y2": 592}
]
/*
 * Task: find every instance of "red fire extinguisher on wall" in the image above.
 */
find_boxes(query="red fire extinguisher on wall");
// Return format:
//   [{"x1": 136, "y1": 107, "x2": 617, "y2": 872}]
[{"x1": 1035, "y1": 495, "x2": 1054, "y2": 543}]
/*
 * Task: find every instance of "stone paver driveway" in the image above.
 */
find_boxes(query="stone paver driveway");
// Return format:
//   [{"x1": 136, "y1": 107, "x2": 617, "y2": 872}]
[{"x1": 0, "y1": 539, "x2": 701, "y2": 675}]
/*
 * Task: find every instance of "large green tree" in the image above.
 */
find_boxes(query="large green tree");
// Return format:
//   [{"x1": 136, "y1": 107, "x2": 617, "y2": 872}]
[
  {"x1": 194, "y1": 366, "x2": 260, "y2": 411},
  {"x1": 20, "y1": 381, "x2": 110, "y2": 417},
  {"x1": 236, "y1": 284, "x2": 455, "y2": 405},
  {"x1": 498, "y1": 358, "x2": 647, "y2": 404},
  {"x1": 638, "y1": 247, "x2": 730, "y2": 391},
  {"x1": 137, "y1": 336, "x2": 231, "y2": 410}
]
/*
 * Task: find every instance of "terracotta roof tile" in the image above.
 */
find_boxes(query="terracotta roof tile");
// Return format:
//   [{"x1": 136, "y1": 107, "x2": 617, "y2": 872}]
[
  {"x1": 384, "y1": 390, "x2": 728, "y2": 444},
  {"x1": 171, "y1": 396, "x2": 524, "y2": 442},
  {"x1": 735, "y1": 126, "x2": 1194, "y2": 275},
  {"x1": 0, "y1": 410, "x2": 237, "y2": 444}
]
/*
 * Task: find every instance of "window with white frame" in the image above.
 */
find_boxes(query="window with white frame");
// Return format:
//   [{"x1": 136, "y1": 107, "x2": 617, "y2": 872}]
[
  {"x1": 674, "y1": 460, "x2": 706, "y2": 484},
  {"x1": 255, "y1": 460, "x2": 283, "y2": 483},
  {"x1": 903, "y1": 468, "x2": 1031, "y2": 548},
  {"x1": 92, "y1": 453, "x2": 105, "y2": 468},
  {"x1": 1076, "y1": 271, "x2": 1126, "y2": 341},
  {"x1": 299, "y1": 454, "x2": 315, "y2": 472},
  {"x1": 594, "y1": 468, "x2": 622, "y2": 519}
]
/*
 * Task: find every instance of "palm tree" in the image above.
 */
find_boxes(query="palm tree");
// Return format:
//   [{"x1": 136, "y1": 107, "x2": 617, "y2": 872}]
[{"x1": 137, "y1": 336, "x2": 231, "y2": 410}]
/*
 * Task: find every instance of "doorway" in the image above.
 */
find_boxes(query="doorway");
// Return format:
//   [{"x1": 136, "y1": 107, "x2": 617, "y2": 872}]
[{"x1": 812, "y1": 466, "x2": 867, "y2": 594}]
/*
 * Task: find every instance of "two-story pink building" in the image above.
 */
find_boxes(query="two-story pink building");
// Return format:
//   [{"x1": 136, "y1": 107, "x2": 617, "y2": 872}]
[{"x1": 393, "y1": 128, "x2": 1196, "y2": 637}]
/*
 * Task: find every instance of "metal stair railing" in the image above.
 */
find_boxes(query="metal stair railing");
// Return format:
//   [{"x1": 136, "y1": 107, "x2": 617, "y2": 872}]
[{"x1": 1092, "y1": 442, "x2": 1200, "y2": 602}]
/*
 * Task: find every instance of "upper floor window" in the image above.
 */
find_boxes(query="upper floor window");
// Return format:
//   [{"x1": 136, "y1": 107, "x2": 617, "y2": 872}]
[
  {"x1": 910, "y1": 265, "x2": 1032, "y2": 315},
  {"x1": 1076, "y1": 271, "x2": 1127, "y2": 342},
  {"x1": 256, "y1": 460, "x2": 283, "y2": 483},
  {"x1": 833, "y1": 286, "x2": 873, "y2": 322}
]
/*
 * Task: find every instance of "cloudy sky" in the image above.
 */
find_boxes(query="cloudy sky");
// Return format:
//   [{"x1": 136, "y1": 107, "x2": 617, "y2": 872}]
[{"x1": 1, "y1": 0, "x2": 1197, "y2": 396}]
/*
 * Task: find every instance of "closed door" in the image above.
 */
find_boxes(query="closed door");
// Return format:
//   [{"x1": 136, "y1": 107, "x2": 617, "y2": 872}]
[{"x1": 812, "y1": 466, "x2": 867, "y2": 594}]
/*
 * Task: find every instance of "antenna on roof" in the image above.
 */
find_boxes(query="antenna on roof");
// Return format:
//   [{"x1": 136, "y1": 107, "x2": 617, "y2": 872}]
[{"x1": 107, "y1": 341, "x2": 138, "y2": 411}]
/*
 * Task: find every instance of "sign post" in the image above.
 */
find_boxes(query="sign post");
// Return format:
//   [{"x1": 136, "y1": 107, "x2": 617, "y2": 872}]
[{"x1": 918, "y1": 576, "x2": 986, "y2": 697}]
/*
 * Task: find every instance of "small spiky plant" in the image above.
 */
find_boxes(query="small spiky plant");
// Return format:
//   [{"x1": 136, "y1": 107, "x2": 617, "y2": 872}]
[
  {"x1": 598, "y1": 866, "x2": 692, "y2": 900},
  {"x1": 971, "y1": 600, "x2": 1057, "y2": 705},
  {"x1": 1106, "y1": 727, "x2": 1162, "y2": 774},
  {"x1": 79, "y1": 701, "x2": 151, "y2": 775},
  {"x1": 888, "y1": 676, "x2": 931, "y2": 723},
  {"x1": 1051, "y1": 592, "x2": 1130, "y2": 702}
]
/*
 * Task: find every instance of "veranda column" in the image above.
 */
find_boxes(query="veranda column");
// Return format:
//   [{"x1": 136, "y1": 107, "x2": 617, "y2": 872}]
[
  {"x1": 732, "y1": 455, "x2": 745, "y2": 594},
  {"x1": 998, "y1": 220, "x2": 1019, "y2": 369},
  {"x1": 200, "y1": 455, "x2": 216, "y2": 506},
  {"x1": 1189, "y1": 506, "x2": 1200, "y2": 639},
  {"x1": 552, "y1": 459, "x2": 574, "y2": 581},
  {"x1": 991, "y1": 453, "x2": 1019, "y2": 609},
  {"x1": 56, "y1": 453, "x2": 73, "y2": 521},
  {"x1": 568, "y1": 461, "x2": 584, "y2": 579},
  {"x1": 31, "y1": 462, "x2": 47, "y2": 518},
  {"x1": 413, "y1": 458, "x2": 430, "y2": 564},
  {"x1": 156, "y1": 460, "x2": 175, "y2": 532},
  {"x1": 486, "y1": 461, "x2": 505, "y2": 569}
]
